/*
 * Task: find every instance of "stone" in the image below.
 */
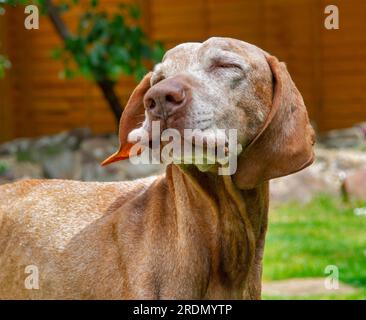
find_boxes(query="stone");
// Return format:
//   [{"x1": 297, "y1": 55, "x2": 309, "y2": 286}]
[
  {"x1": 41, "y1": 150, "x2": 82, "y2": 180},
  {"x1": 270, "y1": 163, "x2": 338, "y2": 204},
  {"x1": 79, "y1": 136, "x2": 164, "y2": 181},
  {"x1": 318, "y1": 126, "x2": 366, "y2": 149},
  {"x1": 80, "y1": 137, "x2": 116, "y2": 162},
  {"x1": 358, "y1": 122, "x2": 366, "y2": 137},
  {"x1": 316, "y1": 147, "x2": 366, "y2": 172},
  {"x1": 0, "y1": 137, "x2": 33, "y2": 157},
  {"x1": 1, "y1": 128, "x2": 365, "y2": 198},
  {"x1": 270, "y1": 146, "x2": 366, "y2": 203},
  {"x1": 0, "y1": 155, "x2": 43, "y2": 185},
  {"x1": 342, "y1": 169, "x2": 366, "y2": 201}
]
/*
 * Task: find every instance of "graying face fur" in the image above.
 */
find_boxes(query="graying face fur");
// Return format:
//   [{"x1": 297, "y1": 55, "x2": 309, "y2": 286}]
[{"x1": 129, "y1": 37, "x2": 273, "y2": 148}]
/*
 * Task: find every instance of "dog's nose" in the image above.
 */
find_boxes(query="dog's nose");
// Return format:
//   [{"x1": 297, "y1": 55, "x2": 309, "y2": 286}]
[{"x1": 144, "y1": 78, "x2": 189, "y2": 119}]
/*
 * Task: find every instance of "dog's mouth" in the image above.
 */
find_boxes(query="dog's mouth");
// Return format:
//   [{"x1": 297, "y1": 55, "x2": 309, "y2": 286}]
[
  {"x1": 102, "y1": 123, "x2": 242, "y2": 170},
  {"x1": 126, "y1": 124, "x2": 242, "y2": 170},
  {"x1": 102, "y1": 111, "x2": 242, "y2": 168},
  {"x1": 129, "y1": 123, "x2": 228, "y2": 149}
]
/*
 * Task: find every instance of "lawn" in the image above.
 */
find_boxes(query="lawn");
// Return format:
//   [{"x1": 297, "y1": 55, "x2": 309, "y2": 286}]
[{"x1": 262, "y1": 195, "x2": 366, "y2": 300}]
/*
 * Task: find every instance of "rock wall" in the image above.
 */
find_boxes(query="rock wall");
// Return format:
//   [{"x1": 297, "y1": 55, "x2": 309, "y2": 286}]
[{"x1": 1, "y1": 127, "x2": 366, "y2": 203}]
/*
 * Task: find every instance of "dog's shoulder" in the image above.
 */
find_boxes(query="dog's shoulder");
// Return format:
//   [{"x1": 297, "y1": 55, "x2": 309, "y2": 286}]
[
  {"x1": 0, "y1": 177, "x2": 160, "y2": 244},
  {"x1": 0, "y1": 177, "x2": 159, "y2": 216}
]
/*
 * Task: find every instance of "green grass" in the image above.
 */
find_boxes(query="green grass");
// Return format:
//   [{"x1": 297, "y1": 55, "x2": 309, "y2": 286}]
[
  {"x1": 0, "y1": 162, "x2": 8, "y2": 175},
  {"x1": 262, "y1": 195, "x2": 366, "y2": 300}
]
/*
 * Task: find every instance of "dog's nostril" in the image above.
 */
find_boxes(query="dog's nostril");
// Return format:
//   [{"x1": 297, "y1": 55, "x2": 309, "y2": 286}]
[
  {"x1": 165, "y1": 91, "x2": 185, "y2": 105},
  {"x1": 166, "y1": 94, "x2": 176, "y2": 103},
  {"x1": 147, "y1": 99, "x2": 156, "y2": 110}
]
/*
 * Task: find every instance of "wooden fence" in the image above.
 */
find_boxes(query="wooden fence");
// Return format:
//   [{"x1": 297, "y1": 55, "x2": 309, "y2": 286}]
[{"x1": 0, "y1": 0, "x2": 365, "y2": 142}]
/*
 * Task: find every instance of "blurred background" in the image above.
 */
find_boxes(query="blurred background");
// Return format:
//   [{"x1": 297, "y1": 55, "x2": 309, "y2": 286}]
[{"x1": 0, "y1": 0, "x2": 366, "y2": 299}]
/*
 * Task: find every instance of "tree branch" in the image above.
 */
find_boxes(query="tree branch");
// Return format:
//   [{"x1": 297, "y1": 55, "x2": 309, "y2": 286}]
[
  {"x1": 44, "y1": 0, "x2": 123, "y2": 124},
  {"x1": 97, "y1": 79, "x2": 122, "y2": 123},
  {"x1": 44, "y1": 0, "x2": 71, "y2": 41}
]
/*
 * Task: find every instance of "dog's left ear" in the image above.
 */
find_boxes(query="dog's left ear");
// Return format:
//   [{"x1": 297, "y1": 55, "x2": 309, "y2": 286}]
[
  {"x1": 233, "y1": 55, "x2": 315, "y2": 189},
  {"x1": 101, "y1": 72, "x2": 152, "y2": 166}
]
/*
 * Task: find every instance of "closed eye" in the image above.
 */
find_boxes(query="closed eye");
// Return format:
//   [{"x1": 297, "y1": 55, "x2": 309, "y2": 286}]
[
  {"x1": 216, "y1": 63, "x2": 242, "y2": 70},
  {"x1": 210, "y1": 61, "x2": 243, "y2": 72}
]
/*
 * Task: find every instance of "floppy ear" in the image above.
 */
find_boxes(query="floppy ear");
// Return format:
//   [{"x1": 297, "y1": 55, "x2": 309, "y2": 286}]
[
  {"x1": 233, "y1": 55, "x2": 315, "y2": 189},
  {"x1": 101, "y1": 72, "x2": 152, "y2": 166}
]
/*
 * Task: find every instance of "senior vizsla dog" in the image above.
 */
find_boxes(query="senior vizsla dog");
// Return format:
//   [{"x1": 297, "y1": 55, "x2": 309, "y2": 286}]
[{"x1": 0, "y1": 37, "x2": 314, "y2": 299}]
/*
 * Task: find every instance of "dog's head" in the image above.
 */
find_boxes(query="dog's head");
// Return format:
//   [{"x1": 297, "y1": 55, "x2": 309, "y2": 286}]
[{"x1": 103, "y1": 37, "x2": 315, "y2": 189}]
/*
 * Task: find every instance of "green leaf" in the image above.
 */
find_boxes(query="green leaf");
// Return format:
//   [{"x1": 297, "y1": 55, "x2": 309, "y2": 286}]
[
  {"x1": 0, "y1": 162, "x2": 8, "y2": 176},
  {"x1": 61, "y1": 68, "x2": 76, "y2": 79},
  {"x1": 128, "y1": 5, "x2": 141, "y2": 20},
  {"x1": 58, "y1": 2, "x2": 69, "y2": 13},
  {"x1": 152, "y1": 42, "x2": 165, "y2": 62},
  {"x1": 90, "y1": 0, "x2": 98, "y2": 7},
  {"x1": 51, "y1": 47, "x2": 62, "y2": 60},
  {"x1": 53, "y1": 2, "x2": 165, "y2": 83},
  {"x1": 135, "y1": 64, "x2": 147, "y2": 81},
  {"x1": 0, "y1": 53, "x2": 11, "y2": 78}
]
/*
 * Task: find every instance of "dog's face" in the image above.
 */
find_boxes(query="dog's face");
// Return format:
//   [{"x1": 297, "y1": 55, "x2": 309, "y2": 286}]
[
  {"x1": 130, "y1": 37, "x2": 272, "y2": 146},
  {"x1": 103, "y1": 37, "x2": 315, "y2": 189}
]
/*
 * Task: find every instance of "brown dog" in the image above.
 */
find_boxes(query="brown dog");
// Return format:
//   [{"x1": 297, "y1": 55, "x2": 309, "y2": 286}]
[{"x1": 0, "y1": 37, "x2": 314, "y2": 299}]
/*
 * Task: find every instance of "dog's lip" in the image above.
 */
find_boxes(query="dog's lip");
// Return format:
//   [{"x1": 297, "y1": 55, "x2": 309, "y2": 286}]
[
  {"x1": 133, "y1": 134, "x2": 229, "y2": 155},
  {"x1": 129, "y1": 122, "x2": 230, "y2": 151}
]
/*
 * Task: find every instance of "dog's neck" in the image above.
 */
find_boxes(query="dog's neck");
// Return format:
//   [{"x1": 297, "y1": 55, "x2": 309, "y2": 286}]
[{"x1": 165, "y1": 164, "x2": 268, "y2": 299}]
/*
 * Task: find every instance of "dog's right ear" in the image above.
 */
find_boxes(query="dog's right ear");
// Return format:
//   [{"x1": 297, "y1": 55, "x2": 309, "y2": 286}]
[
  {"x1": 101, "y1": 72, "x2": 152, "y2": 166},
  {"x1": 233, "y1": 55, "x2": 315, "y2": 189}
]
